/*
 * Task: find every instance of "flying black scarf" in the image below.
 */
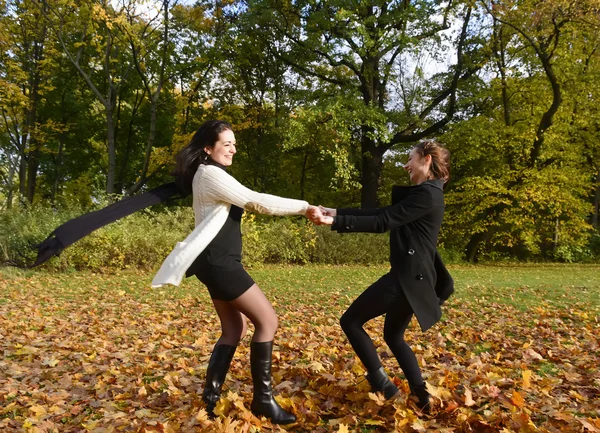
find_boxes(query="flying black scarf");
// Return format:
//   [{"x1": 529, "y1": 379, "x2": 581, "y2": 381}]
[{"x1": 23, "y1": 182, "x2": 184, "y2": 268}]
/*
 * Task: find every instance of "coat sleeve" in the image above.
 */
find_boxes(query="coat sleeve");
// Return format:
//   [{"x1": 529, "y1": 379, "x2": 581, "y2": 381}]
[
  {"x1": 201, "y1": 166, "x2": 309, "y2": 216},
  {"x1": 333, "y1": 186, "x2": 433, "y2": 233},
  {"x1": 337, "y1": 207, "x2": 381, "y2": 216}
]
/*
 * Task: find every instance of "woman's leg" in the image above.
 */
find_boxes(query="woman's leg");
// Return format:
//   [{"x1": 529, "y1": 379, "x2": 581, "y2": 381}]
[
  {"x1": 340, "y1": 274, "x2": 400, "y2": 399},
  {"x1": 340, "y1": 274, "x2": 395, "y2": 372},
  {"x1": 212, "y1": 299, "x2": 248, "y2": 346},
  {"x1": 228, "y1": 284, "x2": 295, "y2": 424},
  {"x1": 202, "y1": 299, "x2": 247, "y2": 416},
  {"x1": 383, "y1": 292, "x2": 430, "y2": 410},
  {"x1": 227, "y1": 284, "x2": 278, "y2": 342},
  {"x1": 382, "y1": 296, "x2": 422, "y2": 387}
]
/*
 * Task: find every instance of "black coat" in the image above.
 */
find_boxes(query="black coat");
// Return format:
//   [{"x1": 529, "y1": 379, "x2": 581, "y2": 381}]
[{"x1": 333, "y1": 179, "x2": 454, "y2": 331}]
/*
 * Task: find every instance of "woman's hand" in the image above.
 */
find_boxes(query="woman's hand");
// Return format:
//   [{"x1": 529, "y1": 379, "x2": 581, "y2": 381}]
[
  {"x1": 318, "y1": 205, "x2": 336, "y2": 217},
  {"x1": 306, "y1": 205, "x2": 334, "y2": 225}
]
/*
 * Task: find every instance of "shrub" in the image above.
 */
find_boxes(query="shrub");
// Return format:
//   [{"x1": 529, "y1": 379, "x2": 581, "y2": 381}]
[{"x1": 0, "y1": 205, "x2": 487, "y2": 272}]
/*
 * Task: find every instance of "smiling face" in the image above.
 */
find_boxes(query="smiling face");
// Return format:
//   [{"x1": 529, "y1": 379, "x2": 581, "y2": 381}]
[
  {"x1": 404, "y1": 147, "x2": 432, "y2": 184},
  {"x1": 205, "y1": 129, "x2": 236, "y2": 166}
]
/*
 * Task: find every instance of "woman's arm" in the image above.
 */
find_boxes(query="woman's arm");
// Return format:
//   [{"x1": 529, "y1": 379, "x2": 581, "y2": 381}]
[
  {"x1": 337, "y1": 207, "x2": 381, "y2": 216},
  {"x1": 332, "y1": 186, "x2": 433, "y2": 233},
  {"x1": 201, "y1": 166, "x2": 309, "y2": 216}
]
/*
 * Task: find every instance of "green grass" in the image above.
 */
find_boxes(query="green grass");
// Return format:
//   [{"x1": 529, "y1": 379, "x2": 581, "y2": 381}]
[{"x1": 2, "y1": 263, "x2": 600, "y2": 308}]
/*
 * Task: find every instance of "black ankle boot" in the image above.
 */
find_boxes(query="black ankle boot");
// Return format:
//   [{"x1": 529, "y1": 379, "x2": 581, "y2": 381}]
[
  {"x1": 366, "y1": 366, "x2": 400, "y2": 400},
  {"x1": 409, "y1": 383, "x2": 431, "y2": 412},
  {"x1": 250, "y1": 341, "x2": 296, "y2": 425},
  {"x1": 202, "y1": 344, "x2": 237, "y2": 417}
]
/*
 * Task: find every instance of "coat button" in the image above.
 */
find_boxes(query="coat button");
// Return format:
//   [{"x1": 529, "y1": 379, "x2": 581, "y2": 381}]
[
  {"x1": 408, "y1": 249, "x2": 415, "y2": 255},
  {"x1": 416, "y1": 273, "x2": 424, "y2": 280}
]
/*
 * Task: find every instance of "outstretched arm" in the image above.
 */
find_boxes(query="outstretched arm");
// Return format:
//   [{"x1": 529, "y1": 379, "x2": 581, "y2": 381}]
[
  {"x1": 201, "y1": 166, "x2": 309, "y2": 216},
  {"x1": 333, "y1": 187, "x2": 433, "y2": 233}
]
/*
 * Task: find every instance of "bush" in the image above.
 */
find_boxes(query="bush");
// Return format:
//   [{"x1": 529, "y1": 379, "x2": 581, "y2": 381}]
[
  {"x1": 0, "y1": 205, "x2": 194, "y2": 272},
  {"x1": 0, "y1": 204, "x2": 478, "y2": 272}
]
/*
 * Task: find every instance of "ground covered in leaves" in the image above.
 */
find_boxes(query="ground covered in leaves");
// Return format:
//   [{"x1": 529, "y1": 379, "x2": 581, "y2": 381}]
[{"x1": 1, "y1": 265, "x2": 599, "y2": 432}]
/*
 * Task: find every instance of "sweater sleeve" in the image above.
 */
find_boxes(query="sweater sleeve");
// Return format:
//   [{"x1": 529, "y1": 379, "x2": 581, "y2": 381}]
[{"x1": 201, "y1": 166, "x2": 309, "y2": 216}]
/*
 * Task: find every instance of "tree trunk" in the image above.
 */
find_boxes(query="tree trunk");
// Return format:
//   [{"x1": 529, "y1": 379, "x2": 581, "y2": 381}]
[
  {"x1": 51, "y1": 140, "x2": 64, "y2": 205},
  {"x1": 18, "y1": 140, "x2": 27, "y2": 197},
  {"x1": 106, "y1": 106, "x2": 117, "y2": 195},
  {"x1": 360, "y1": 133, "x2": 385, "y2": 208},
  {"x1": 465, "y1": 232, "x2": 487, "y2": 263},
  {"x1": 593, "y1": 170, "x2": 600, "y2": 230},
  {"x1": 26, "y1": 149, "x2": 39, "y2": 203},
  {"x1": 5, "y1": 162, "x2": 16, "y2": 209},
  {"x1": 300, "y1": 149, "x2": 308, "y2": 201}
]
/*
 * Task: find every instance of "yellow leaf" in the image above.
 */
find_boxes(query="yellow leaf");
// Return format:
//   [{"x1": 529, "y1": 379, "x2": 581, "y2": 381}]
[
  {"x1": 310, "y1": 361, "x2": 325, "y2": 372},
  {"x1": 569, "y1": 390, "x2": 586, "y2": 401},
  {"x1": 464, "y1": 387, "x2": 476, "y2": 406},
  {"x1": 195, "y1": 408, "x2": 209, "y2": 422},
  {"x1": 41, "y1": 357, "x2": 59, "y2": 367},
  {"x1": 338, "y1": 424, "x2": 349, "y2": 433},
  {"x1": 364, "y1": 419, "x2": 385, "y2": 426},
  {"x1": 522, "y1": 370, "x2": 532, "y2": 390},
  {"x1": 213, "y1": 398, "x2": 229, "y2": 416},
  {"x1": 29, "y1": 404, "x2": 47, "y2": 417},
  {"x1": 368, "y1": 392, "x2": 386, "y2": 406}
]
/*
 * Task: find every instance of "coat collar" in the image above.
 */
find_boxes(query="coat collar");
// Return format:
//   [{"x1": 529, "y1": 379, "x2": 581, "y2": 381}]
[
  {"x1": 391, "y1": 178, "x2": 444, "y2": 204},
  {"x1": 425, "y1": 178, "x2": 444, "y2": 191}
]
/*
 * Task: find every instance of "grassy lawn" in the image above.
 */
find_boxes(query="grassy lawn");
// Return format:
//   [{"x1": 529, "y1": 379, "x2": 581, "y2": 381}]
[{"x1": 1, "y1": 264, "x2": 599, "y2": 432}]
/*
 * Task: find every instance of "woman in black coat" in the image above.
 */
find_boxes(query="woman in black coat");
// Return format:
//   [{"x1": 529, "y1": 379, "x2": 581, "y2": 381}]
[{"x1": 318, "y1": 140, "x2": 453, "y2": 411}]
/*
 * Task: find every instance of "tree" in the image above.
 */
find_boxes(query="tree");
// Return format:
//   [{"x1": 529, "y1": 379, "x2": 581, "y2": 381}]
[
  {"x1": 38, "y1": 0, "x2": 136, "y2": 195},
  {"x1": 246, "y1": 0, "x2": 485, "y2": 207},
  {"x1": 441, "y1": 0, "x2": 600, "y2": 261},
  {"x1": 0, "y1": 0, "x2": 57, "y2": 204}
]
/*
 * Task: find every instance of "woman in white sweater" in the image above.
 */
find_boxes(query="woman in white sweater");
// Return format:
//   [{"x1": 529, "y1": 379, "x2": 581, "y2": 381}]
[{"x1": 153, "y1": 120, "x2": 318, "y2": 424}]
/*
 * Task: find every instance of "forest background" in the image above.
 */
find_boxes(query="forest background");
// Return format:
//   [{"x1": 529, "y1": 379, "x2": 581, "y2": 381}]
[{"x1": 1, "y1": 0, "x2": 600, "y2": 268}]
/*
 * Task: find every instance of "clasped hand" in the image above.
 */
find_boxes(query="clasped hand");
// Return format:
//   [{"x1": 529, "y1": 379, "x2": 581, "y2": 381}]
[{"x1": 306, "y1": 205, "x2": 335, "y2": 225}]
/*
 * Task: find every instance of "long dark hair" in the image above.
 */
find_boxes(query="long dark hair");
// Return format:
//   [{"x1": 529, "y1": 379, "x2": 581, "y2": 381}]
[
  {"x1": 413, "y1": 140, "x2": 451, "y2": 183},
  {"x1": 174, "y1": 120, "x2": 232, "y2": 195}
]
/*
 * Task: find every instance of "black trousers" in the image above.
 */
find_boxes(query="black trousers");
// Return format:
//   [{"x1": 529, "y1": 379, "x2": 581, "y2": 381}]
[{"x1": 340, "y1": 272, "x2": 424, "y2": 387}]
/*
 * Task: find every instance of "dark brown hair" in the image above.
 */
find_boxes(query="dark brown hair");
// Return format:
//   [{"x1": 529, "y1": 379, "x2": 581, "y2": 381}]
[
  {"x1": 173, "y1": 120, "x2": 233, "y2": 195},
  {"x1": 413, "y1": 140, "x2": 451, "y2": 183}
]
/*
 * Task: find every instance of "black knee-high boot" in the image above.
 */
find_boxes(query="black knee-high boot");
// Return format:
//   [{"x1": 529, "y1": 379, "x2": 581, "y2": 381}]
[
  {"x1": 202, "y1": 344, "x2": 237, "y2": 417},
  {"x1": 250, "y1": 341, "x2": 296, "y2": 424},
  {"x1": 366, "y1": 366, "x2": 400, "y2": 400}
]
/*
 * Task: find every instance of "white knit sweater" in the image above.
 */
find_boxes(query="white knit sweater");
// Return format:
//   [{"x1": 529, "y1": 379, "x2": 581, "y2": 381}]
[{"x1": 152, "y1": 164, "x2": 309, "y2": 287}]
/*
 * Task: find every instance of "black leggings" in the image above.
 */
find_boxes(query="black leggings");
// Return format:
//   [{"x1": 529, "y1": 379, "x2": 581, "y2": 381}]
[{"x1": 340, "y1": 273, "x2": 424, "y2": 387}]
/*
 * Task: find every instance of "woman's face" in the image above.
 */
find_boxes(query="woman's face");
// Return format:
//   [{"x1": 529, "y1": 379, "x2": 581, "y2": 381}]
[
  {"x1": 404, "y1": 148, "x2": 431, "y2": 184},
  {"x1": 205, "y1": 129, "x2": 236, "y2": 166}
]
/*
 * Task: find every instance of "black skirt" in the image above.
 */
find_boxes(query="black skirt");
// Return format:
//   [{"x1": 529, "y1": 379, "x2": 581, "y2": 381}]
[{"x1": 190, "y1": 256, "x2": 255, "y2": 301}]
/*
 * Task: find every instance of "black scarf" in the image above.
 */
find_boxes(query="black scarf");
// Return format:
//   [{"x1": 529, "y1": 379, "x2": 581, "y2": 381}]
[
  {"x1": 23, "y1": 159, "x2": 232, "y2": 268},
  {"x1": 23, "y1": 182, "x2": 185, "y2": 268}
]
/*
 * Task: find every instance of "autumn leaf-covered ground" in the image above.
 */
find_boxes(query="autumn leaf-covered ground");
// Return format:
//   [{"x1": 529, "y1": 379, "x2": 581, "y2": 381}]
[{"x1": 1, "y1": 264, "x2": 599, "y2": 433}]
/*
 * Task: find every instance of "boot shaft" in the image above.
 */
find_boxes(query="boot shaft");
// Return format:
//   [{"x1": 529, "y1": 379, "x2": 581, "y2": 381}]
[{"x1": 203, "y1": 344, "x2": 237, "y2": 404}]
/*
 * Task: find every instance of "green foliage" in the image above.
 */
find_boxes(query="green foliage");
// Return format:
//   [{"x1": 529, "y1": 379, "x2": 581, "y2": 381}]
[
  {"x1": 311, "y1": 226, "x2": 389, "y2": 265},
  {"x1": 1, "y1": 205, "x2": 461, "y2": 271},
  {"x1": 2, "y1": 0, "x2": 600, "y2": 262}
]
